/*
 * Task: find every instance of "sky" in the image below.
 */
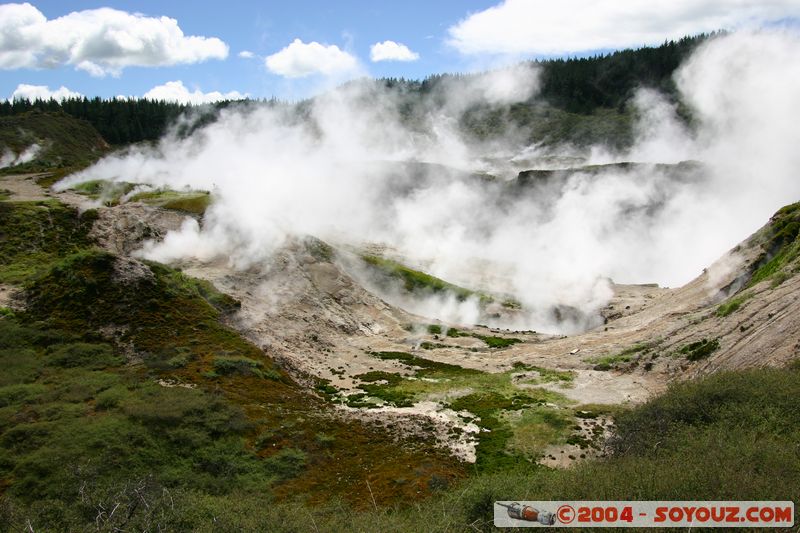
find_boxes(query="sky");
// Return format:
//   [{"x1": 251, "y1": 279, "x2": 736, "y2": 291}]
[{"x1": 1, "y1": 0, "x2": 799, "y2": 103}]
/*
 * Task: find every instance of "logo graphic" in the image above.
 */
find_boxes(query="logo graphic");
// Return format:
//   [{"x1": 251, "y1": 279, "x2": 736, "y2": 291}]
[
  {"x1": 557, "y1": 504, "x2": 576, "y2": 524},
  {"x1": 497, "y1": 502, "x2": 556, "y2": 525}
]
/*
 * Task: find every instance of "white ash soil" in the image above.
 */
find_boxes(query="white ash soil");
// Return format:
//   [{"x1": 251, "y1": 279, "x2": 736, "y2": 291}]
[
  {"x1": 0, "y1": 173, "x2": 86, "y2": 206},
  {"x1": 15, "y1": 172, "x2": 800, "y2": 466},
  {"x1": 0, "y1": 284, "x2": 17, "y2": 310}
]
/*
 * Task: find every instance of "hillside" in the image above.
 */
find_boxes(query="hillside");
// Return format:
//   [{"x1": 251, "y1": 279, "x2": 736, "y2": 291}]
[
  {"x1": 0, "y1": 170, "x2": 797, "y2": 529},
  {"x1": 0, "y1": 110, "x2": 109, "y2": 173},
  {"x1": 1, "y1": 35, "x2": 707, "y2": 151}
]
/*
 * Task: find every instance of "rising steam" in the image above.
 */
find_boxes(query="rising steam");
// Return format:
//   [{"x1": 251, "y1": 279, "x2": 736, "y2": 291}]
[
  {"x1": 0, "y1": 144, "x2": 41, "y2": 169},
  {"x1": 57, "y1": 30, "x2": 800, "y2": 333}
]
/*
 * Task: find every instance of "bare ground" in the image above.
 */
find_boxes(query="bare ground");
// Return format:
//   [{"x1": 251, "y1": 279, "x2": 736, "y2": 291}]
[
  {"x1": 0, "y1": 173, "x2": 87, "y2": 207},
  {"x1": 0, "y1": 284, "x2": 18, "y2": 309}
]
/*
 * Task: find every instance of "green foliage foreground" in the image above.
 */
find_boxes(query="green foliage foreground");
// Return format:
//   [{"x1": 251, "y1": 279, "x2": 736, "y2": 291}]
[{"x1": 1, "y1": 353, "x2": 796, "y2": 531}]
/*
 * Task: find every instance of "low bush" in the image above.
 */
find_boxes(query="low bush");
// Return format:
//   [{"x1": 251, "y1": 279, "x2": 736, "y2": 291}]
[{"x1": 45, "y1": 342, "x2": 123, "y2": 369}]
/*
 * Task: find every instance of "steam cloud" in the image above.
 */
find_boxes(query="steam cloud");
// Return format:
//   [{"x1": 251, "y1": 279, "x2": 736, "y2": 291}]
[
  {"x1": 58, "y1": 31, "x2": 800, "y2": 333},
  {"x1": 0, "y1": 143, "x2": 41, "y2": 168}
]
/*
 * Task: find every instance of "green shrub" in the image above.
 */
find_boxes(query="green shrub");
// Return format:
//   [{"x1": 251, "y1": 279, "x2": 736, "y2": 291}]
[
  {"x1": 0, "y1": 347, "x2": 40, "y2": 386},
  {"x1": 264, "y1": 448, "x2": 307, "y2": 480},
  {"x1": 45, "y1": 342, "x2": 123, "y2": 369},
  {"x1": 419, "y1": 341, "x2": 448, "y2": 349},
  {"x1": 679, "y1": 338, "x2": 720, "y2": 361},
  {"x1": 443, "y1": 328, "x2": 520, "y2": 348},
  {"x1": 588, "y1": 342, "x2": 653, "y2": 370},
  {"x1": 121, "y1": 386, "x2": 249, "y2": 436},
  {"x1": 472, "y1": 335, "x2": 521, "y2": 349},
  {"x1": 315, "y1": 432, "x2": 336, "y2": 447},
  {"x1": 95, "y1": 386, "x2": 129, "y2": 410},
  {"x1": 610, "y1": 366, "x2": 800, "y2": 456},
  {"x1": 0, "y1": 383, "x2": 47, "y2": 407},
  {"x1": 213, "y1": 356, "x2": 265, "y2": 377}
]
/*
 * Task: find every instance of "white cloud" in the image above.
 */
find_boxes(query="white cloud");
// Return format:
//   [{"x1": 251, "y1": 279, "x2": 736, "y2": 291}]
[
  {"x1": 9, "y1": 83, "x2": 83, "y2": 101},
  {"x1": 370, "y1": 40, "x2": 419, "y2": 62},
  {"x1": 143, "y1": 81, "x2": 246, "y2": 104},
  {"x1": 447, "y1": 0, "x2": 800, "y2": 55},
  {"x1": 0, "y1": 3, "x2": 228, "y2": 76},
  {"x1": 265, "y1": 38, "x2": 359, "y2": 78},
  {"x1": 238, "y1": 50, "x2": 255, "y2": 59}
]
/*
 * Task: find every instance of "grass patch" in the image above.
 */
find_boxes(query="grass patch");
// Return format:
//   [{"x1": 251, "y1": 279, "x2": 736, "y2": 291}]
[
  {"x1": 716, "y1": 292, "x2": 754, "y2": 317},
  {"x1": 504, "y1": 407, "x2": 574, "y2": 457},
  {"x1": 513, "y1": 363, "x2": 575, "y2": 384},
  {"x1": 129, "y1": 188, "x2": 212, "y2": 215},
  {"x1": 8, "y1": 251, "x2": 466, "y2": 512},
  {"x1": 69, "y1": 179, "x2": 136, "y2": 205},
  {"x1": 427, "y1": 324, "x2": 442, "y2": 335},
  {"x1": 188, "y1": 364, "x2": 798, "y2": 533},
  {"x1": 448, "y1": 389, "x2": 570, "y2": 470},
  {"x1": 587, "y1": 343, "x2": 652, "y2": 371},
  {"x1": 356, "y1": 370, "x2": 404, "y2": 385}
]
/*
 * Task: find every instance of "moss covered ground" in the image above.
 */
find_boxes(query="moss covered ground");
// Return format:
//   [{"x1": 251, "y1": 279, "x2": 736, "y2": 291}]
[{"x1": 129, "y1": 188, "x2": 212, "y2": 215}]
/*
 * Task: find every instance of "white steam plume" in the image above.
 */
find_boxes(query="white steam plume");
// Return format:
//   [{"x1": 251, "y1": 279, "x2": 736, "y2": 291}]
[
  {"x1": 0, "y1": 143, "x2": 41, "y2": 168},
  {"x1": 57, "y1": 30, "x2": 800, "y2": 333}
]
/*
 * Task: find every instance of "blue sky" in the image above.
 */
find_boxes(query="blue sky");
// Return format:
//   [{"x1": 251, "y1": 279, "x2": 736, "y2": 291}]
[
  {"x1": 1, "y1": 0, "x2": 799, "y2": 102},
  {"x1": 0, "y1": 0, "x2": 500, "y2": 101}
]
